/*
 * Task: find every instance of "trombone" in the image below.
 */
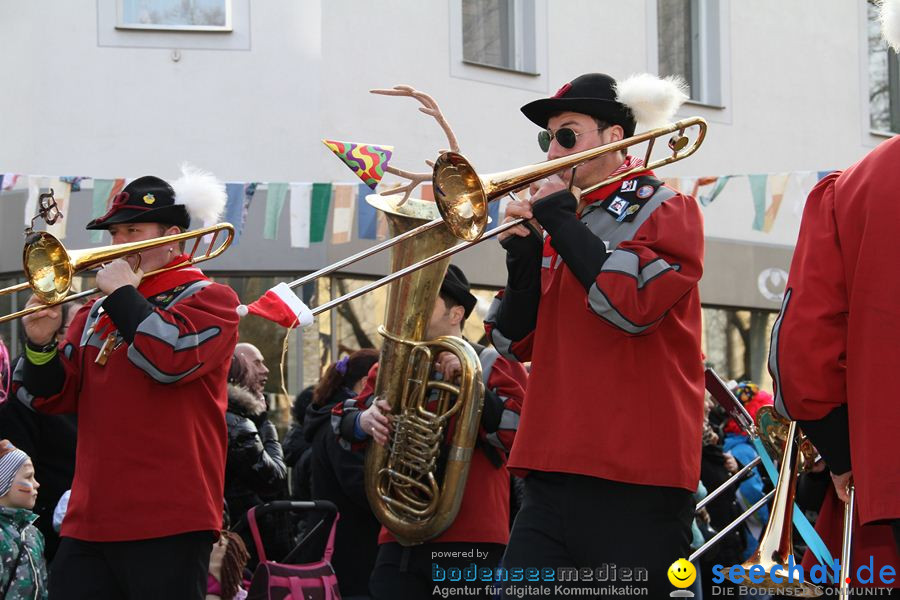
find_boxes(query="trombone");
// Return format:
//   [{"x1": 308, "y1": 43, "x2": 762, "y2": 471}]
[
  {"x1": 0, "y1": 117, "x2": 705, "y2": 324},
  {"x1": 255, "y1": 117, "x2": 707, "y2": 319},
  {"x1": 0, "y1": 223, "x2": 234, "y2": 324}
]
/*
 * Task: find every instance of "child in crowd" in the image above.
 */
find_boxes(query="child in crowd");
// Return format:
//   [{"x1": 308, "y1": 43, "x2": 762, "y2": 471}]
[{"x1": 0, "y1": 439, "x2": 48, "y2": 599}]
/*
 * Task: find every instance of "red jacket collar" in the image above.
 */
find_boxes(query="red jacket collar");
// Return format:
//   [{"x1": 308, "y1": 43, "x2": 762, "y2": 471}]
[
  {"x1": 580, "y1": 155, "x2": 653, "y2": 209},
  {"x1": 137, "y1": 254, "x2": 207, "y2": 298}
]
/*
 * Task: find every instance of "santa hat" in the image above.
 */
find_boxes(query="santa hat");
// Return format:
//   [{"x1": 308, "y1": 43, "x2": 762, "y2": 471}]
[
  {"x1": 237, "y1": 282, "x2": 314, "y2": 328},
  {"x1": 882, "y1": 0, "x2": 900, "y2": 52}
]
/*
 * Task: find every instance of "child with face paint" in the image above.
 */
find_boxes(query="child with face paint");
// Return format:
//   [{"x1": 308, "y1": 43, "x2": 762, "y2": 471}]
[{"x1": 0, "y1": 439, "x2": 48, "y2": 599}]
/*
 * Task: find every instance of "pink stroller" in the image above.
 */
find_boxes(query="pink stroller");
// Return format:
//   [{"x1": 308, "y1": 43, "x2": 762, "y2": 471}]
[{"x1": 244, "y1": 500, "x2": 341, "y2": 600}]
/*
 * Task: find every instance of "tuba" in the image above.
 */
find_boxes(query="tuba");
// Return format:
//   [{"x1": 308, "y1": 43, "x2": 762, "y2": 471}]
[{"x1": 363, "y1": 193, "x2": 484, "y2": 546}]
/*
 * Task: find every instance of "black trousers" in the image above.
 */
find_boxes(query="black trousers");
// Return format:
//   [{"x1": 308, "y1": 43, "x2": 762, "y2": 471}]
[
  {"x1": 370, "y1": 541, "x2": 506, "y2": 599},
  {"x1": 501, "y1": 472, "x2": 693, "y2": 600},
  {"x1": 49, "y1": 531, "x2": 214, "y2": 600}
]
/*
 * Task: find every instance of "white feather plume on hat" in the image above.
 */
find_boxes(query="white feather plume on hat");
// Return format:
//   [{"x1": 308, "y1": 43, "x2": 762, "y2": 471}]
[
  {"x1": 615, "y1": 74, "x2": 689, "y2": 133},
  {"x1": 881, "y1": 0, "x2": 900, "y2": 52},
  {"x1": 171, "y1": 163, "x2": 227, "y2": 225}
]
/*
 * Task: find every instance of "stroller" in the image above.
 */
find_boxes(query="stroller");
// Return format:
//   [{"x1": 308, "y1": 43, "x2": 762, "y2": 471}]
[{"x1": 238, "y1": 500, "x2": 341, "y2": 600}]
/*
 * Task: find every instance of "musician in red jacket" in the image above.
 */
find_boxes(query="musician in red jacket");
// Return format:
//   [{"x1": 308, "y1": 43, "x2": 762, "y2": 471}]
[
  {"x1": 334, "y1": 265, "x2": 528, "y2": 599},
  {"x1": 769, "y1": 99, "x2": 900, "y2": 592},
  {"x1": 485, "y1": 73, "x2": 705, "y2": 598},
  {"x1": 12, "y1": 169, "x2": 238, "y2": 600}
]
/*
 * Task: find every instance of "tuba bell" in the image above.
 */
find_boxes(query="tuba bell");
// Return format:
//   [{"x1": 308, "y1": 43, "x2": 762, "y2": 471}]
[{"x1": 362, "y1": 193, "x2": 484, "y2": 546}]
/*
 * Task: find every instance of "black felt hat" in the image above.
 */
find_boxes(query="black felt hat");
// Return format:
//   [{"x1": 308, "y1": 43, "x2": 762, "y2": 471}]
[
  {"x1": 86, "y1": 176, "x2": 190, "y2": 230},
  {"x1": 520, "y1": 73, "x2": 637, "y2": 138},
  {"x1": 440, "y1": 264, "x2": 478, "y2": 320}
]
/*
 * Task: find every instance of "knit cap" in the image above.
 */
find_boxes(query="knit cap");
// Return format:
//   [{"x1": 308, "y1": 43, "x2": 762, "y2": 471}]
[{"x1": 0, "y1": 439, "x2": 30, "y2": 497}]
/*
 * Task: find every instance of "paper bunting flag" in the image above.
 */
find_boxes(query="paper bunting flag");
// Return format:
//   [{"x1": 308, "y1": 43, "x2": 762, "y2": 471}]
[
  {"x1": 91, "y1": 178, "x2": 125, "y2": 243},
  {"x1": 290, "y1": 183, "x2": 312, "y2": 248},
  {"x1": 763, "y1": 173, "x2": 789, "y2": 233},
  {"x1": 331, "y1": 184, "x2": 356, "y2": 244},
  {"x1": 322, "y1": 139, "x2": 393, "y2": 190},
  {"x1": 224, "y1": 182, "x2": 258, "y2": 243},
  {"x1": 357, "y1": 183, "x2": 378, "y2": 240},
  {"x1": 263, "y1": 183, "x2": 289, "y2": 240},
  {"x1": 1, "y1": 173, "x2": 20, "y2": 191}
]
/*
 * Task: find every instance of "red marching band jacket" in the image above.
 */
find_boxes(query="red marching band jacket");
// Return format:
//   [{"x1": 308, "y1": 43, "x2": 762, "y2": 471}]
[
  {"x1": 333, "y1": 346, "x2": 527, "y2": 546},
  {"x1": 770, "y1": 136, "x2": 900, "y2": 576},
  {"x1": 12, "y1": 259, "x2": 239, "y2": 542},
  {"x1": 484, "y1": 165, "x2": 706, "y2": 492}
]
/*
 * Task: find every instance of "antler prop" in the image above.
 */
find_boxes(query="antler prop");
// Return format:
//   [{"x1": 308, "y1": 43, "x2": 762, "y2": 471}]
[{"x1": 370, "y1": 85, "x2": 460, "y2": 205}]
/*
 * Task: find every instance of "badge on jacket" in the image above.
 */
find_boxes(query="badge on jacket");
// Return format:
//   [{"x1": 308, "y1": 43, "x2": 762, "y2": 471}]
[{"x1": 602, "y1": 176, "x2": 663, "y2": 222}]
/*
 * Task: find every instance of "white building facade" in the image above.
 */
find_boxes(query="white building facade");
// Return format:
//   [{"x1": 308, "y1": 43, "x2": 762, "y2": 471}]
[{"x1": 1, "y1": 0, "x2": 897, "y2": 386}]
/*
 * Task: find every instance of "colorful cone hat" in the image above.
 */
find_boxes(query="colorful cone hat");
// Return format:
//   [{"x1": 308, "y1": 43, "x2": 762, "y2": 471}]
[{"x1": 322, "y1": 139, "x2": 393, "y2": 190}]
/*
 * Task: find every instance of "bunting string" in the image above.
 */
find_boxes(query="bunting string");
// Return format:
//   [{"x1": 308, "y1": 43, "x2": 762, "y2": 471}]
[{"x1": 1, "y1": 170, "x2": 837, "y2": 246}]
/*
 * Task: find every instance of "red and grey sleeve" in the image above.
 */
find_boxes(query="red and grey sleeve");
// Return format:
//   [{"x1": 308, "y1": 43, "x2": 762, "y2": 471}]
[
  {"x1": 13, "y1": 303, "x2": 93, "y2": 414},
  {"x1": 768, "y1": 173, "x2": 851, "y2": 474},
  {"x1": 103, "y1": 281, "x2": 239, "y2": 385},
  {"x1": 479, "y1": 350, "x2": 526, "y2": 455},
  {"x1": 332, "y1": 363, "x2": 377, "y2": 451},
  {"x1": 541, "y1": 192, "x2": 704, "y2": 336}
]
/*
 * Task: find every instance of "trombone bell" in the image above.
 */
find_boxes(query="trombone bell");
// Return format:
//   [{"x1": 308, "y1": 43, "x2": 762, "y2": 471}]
[
  {"x1": 0, "y1": 223, "x2": 234, "y2": 324},
  {"x1": 23, "y1": 231, "x2": 76, "y2": 304},
  {"x1": 431, "y1": 152, "x2": 488, "y2": 242}
]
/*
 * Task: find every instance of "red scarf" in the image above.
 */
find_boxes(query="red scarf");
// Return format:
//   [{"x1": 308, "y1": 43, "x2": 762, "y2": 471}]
[
  {"x1": 578, "y1": 154, "x2": 648, "y2": 210},
  {"x1": 94, "y1": 254, "x2": 208, "y2": 340}
]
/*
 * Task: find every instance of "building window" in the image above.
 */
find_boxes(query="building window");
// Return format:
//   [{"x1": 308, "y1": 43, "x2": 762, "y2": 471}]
[
  {"x1": 461, "y1": 0, "x2": 537, "y2": 75},
  {"x1": 868, "y1": 0, "x2": 900, "y2": 133},
  {"x1": 657, "y1": 0, "x2": 723, "y2": 106}
]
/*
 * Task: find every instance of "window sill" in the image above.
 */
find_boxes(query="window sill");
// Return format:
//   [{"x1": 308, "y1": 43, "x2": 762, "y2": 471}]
[
  {"x1": 684, "y1": 99, "x2": 726, "y2": 110},
  {"x1": 461, "y1": 60, "x2": 540, "y2": 77},
  {"x1": 868, "y1": 129, "x2": 897, "y2": 139}
]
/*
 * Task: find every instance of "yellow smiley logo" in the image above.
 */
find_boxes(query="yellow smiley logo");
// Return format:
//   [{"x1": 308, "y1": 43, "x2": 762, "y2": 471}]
[
  {"x1": 667, "y1": 558, "x2": 696, "y2": 588},
  {"x1": 143, "y1": 193, "x2": 156, "y2": 205}
]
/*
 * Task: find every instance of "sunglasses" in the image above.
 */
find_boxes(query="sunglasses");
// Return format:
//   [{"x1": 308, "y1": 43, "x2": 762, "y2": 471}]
[{"x1": 538, "y1": 127, "x2": 604, "y2": 152}]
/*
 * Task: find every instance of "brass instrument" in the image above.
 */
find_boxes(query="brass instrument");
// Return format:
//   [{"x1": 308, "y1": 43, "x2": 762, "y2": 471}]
[
  {"x1": 0, "y1": 223, "x2": 234, "y2": 324},
  {"x1": 692, "y1": 414, "x2": 855, "y2": 596},
  {"x1": 693, "y1": 370, "x2": 822, "y2": 578},
  {"x1": 690, "y1": 397, "x2": 809, "y2": 562},
  {"x1": 432, "y1": 117, "x2": 707, "y2": 240},
  {"x1": 731, "y1": 418, "x2": 824, "y2": 597},
  {"x1": 262, "y1": 118, "x2": 708, "y2": 317},
  {"x1": 362, "y1": 194, "x2": 484, "y2": 546}
]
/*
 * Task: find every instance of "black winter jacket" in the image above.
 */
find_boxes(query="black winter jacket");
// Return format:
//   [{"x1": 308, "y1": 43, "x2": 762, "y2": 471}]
[
  {"x1": 224, "y1": 384, "x2": 287, "y2": 526},
  {"x1": 305, "y1": 388, "x2": 380, "y2": 597}
]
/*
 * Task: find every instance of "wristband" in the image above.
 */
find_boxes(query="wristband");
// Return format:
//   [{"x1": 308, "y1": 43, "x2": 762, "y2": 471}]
[{"x1": 25, "y1": 343, "x2": 58, "y2": 366}]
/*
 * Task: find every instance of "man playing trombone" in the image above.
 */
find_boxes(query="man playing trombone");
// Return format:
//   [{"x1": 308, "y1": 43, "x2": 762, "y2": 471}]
[
  {"x1": 485, "y1": 72, "x2": 705, "y2": 598},
  {"x1": 11, "y1": 168, "x2": 240, "y2": 600}
]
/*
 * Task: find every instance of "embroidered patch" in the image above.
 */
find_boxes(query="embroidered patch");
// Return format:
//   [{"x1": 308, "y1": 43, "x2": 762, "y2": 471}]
[
  {"x1": 620, "y1": 180, "x2": 638, "y2": 193},
  {"x1": 616, "y1": 204, "x2": 641, "y2": 222},
  {"x1": 607, "y1": 197, "x2": 629, "y2": 217},
  {"x1": 143, "y1": 193, "x2": 156, "y2": 205},
  {"x1": 636, "y1": 185, "x2": 654, "y2": 199}
]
